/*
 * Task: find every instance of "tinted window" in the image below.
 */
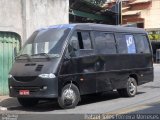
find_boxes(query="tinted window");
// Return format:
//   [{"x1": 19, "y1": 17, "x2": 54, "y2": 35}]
[
  {"x1": 134, "y1": 34, "x2": 150, "y2": 53},
  {"x1": 68, "y1": 32, "x2": 79, "y2": 57},
  {"x1": 125, "y1": 35, "x2": 136, "y2": 53},
  {"x1": 94, "y1": 32, "x2": 116, "y2": 54},
  {"x1": 68, "y1": 31, "x2": 93, "y2": 57},
  {"x1": 115, "y1": 34, "x2": 136, "y2": 54},
  {"x1": 81, "y1": 32, "x2": 92, "y2": 49},
  {"x1": 70, "y1": 32, "x2": 79, "y2": 51},
  {"x1": 115, "y1": 34, "x2": 128, "y2": 54},
  {"x1": 77, "y1": 32, "x2": 92, "y2": 50}
]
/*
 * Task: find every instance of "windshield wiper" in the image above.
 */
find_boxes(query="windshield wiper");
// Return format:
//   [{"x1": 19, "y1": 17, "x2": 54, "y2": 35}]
[
  {"x1": 16, "y1": 54, "x2": 31, "y2": 60},
  {"x1": 31, "y1": 53, "x2": 51, "y2": 59}
]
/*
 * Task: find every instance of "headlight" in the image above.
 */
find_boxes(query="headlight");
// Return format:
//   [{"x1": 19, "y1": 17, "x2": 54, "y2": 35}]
[
  {"x1": 8, "y1": 74, "x2": 13, "y2": 79},
  {"x1": 38, "y1": 73, "x2": 56, "y2": 79}
]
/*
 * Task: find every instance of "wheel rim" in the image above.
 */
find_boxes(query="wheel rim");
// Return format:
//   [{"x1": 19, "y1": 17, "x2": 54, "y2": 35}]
[
  {"x1": 128, "y1": 79, "x2": 136, "y2": 95},
  {"x1": 62, "y1": 88, "x2": 76, "y2": 106}
]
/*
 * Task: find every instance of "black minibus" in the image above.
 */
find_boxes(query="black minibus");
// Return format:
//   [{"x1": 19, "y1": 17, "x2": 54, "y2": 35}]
[{"x1": 8, "y1": 23, "x2": 154, "y2": 109}]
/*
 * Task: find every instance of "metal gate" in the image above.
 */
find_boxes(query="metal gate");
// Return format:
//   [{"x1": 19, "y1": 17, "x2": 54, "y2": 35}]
[{"x1": 0, "y1": 32, "x2": 20, "y2": 95}]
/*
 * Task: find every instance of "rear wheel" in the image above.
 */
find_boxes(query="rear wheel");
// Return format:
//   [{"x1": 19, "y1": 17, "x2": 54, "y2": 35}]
[
  {"x1": 17, "y1": 98, "x2": 39, "y2": 107},
  {"x1": 117, "y1": 77, "x2": 137, "y2": 97},
  {"x1": 58, "y1": 84, "x2": 80, "y2": 109}
]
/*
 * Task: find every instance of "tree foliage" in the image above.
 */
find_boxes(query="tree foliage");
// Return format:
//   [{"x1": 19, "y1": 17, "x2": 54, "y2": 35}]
[
  {"x1": 148, "y1": 31, "x2": 160, "y2": 40},
  {"x1": 148, "y1": 34, "x2": 160, "y2": 41},
  {"x1": 88, "y1": 0, "x2": 107, "y2": 6}
]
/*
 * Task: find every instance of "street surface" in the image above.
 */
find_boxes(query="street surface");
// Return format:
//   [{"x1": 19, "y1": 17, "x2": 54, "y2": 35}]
[{"x1": 0, "y1": 64, "x2": 160, "y2": 120}]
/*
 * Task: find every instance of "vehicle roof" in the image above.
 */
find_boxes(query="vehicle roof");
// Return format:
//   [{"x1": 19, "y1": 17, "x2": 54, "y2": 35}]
[
  {"x1": 38, "y1": 23, "x2": 146, "y2": 34},
  {"x1": 73, "y1": 23, "x2": 146, "y2": 34}
]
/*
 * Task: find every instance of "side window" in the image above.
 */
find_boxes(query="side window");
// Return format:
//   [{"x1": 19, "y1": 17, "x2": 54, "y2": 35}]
[
  {"x1": 125, "y1": 35, "x2": 136, "y2": 53},
  {"x1": 77, "y1": 31, "x2": 92, "y2": 50},
  {"x1": 68, "y1": 32, "x2": 79, "y2": 57},
  {"x1": 115, "y1": 33, "x2": 136, "y2": 54},
  {"x1": 68, "y1": 31, "x2": 92, "y2": 57},
  {"x1": 70, "y1": 32, "x2": 79, "y2": 50},
  {"x1": 94, "y1": 32, "x2": 116, "y2": 54},
  {"x1": 115, "y1": 34, "x2": 128, "y2": 54},
  {"x1": 134, "y1": 34, "x2": 150, "y2": 53}
]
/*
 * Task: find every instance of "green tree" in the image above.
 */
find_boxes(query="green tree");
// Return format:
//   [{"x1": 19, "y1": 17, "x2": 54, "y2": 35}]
[{"x1": 88, "y1": 0, "x2": 107, "y2": 6}]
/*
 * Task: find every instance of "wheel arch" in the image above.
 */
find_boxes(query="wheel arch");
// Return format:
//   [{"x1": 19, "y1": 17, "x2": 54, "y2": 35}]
[
  {"x1": 59, "y1": 80, "x2": 80, "y2": 96},
  {"x1": 129, "y1": 74, "x2": 139, "y2": 85},
  {"x1": 63, "y1": 81, "x2": 79, "y2": 89}
]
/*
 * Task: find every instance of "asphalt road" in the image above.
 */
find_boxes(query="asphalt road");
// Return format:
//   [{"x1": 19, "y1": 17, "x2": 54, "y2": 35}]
[{"x1": 0, "y1": 64, "x2": 160, "y2": 120}]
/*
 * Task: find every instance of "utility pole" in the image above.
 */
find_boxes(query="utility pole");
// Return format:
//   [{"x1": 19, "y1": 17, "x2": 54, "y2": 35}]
[{"x1": 116, "y1": 0, "x2": 122, "y2": 25}]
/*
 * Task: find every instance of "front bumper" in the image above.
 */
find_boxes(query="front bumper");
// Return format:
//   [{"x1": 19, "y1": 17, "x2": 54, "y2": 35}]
[{"x1": 9, "y1": 76, "x2": 58, "y2": 98}]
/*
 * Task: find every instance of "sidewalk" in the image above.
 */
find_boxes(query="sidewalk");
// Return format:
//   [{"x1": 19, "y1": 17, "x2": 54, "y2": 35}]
[
  {"x1": 0, "y1": 96, "x2": 10, "y2": 111},
  {"x1": 0, "y1": 95, "x2": 10, "y2": 102}
]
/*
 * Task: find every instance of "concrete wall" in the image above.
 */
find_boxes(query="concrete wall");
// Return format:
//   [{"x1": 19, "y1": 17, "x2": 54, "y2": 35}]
[
  {"x1": 0, "y1": 0, "x2": 22, "y2": 37},
  {"x1": 22, "y1": 0, "x2": 69, "y2": 43},
  {"x1": 0, "y1": 0, "x2": 69, "y2": 44},
  {"x1": 141, "y1": 0, "x2": 160, "y2": 29}
]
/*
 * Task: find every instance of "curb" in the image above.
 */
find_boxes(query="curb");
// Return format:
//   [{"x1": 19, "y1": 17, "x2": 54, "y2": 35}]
[{"x1": 154, "y1": 64, "x2": 160, "y2": 65}]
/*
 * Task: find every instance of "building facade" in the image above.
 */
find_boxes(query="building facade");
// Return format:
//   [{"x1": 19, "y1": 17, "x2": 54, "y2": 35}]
[
  {"x1": 122, "y1": 0, "x2": 160, "y2": 29},
  {"x1": 103, "y1": 0, "x2": 160, "y2": 40}
]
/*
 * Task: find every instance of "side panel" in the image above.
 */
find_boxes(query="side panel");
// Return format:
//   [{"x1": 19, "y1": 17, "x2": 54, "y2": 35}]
[
  {"x1": 58, "y1": 30, "x2": 153, "y2": 95},
  {"x1": 59, "y1": 30, "x2": 98, "y2": 95},
  {"x1": 95, "y1": 53, "x2": 153, "y2": 92},
  {"x1": 95, "y1": 32, "x2": 153, "y2": 92},
  {"x1": 59, "y1": 55, "x2": 98, "y2": 95}
]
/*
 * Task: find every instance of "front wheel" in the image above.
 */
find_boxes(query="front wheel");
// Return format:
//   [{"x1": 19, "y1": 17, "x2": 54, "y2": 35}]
[
  {"x1": 117, "y1": 77, "x2": 137, "y2": 97},
  {"x1": 17, "y1": 98, "x2": 39, "y2": 107},
  {"x1": 58, "y1": 84, "x2": 80, "y2": 109}
]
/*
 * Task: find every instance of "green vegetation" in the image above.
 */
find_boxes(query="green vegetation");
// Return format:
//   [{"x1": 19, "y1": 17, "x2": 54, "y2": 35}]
[
  {"x1": 87, "y1": 0, "x2": 107, "y2": 6},
  {"x1": 148, "y1": 33, "x2": 160, "y2": 41}
]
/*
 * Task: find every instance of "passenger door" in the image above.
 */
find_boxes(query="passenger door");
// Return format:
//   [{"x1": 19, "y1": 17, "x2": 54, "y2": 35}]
[
  {"x1": 94, "y1": 32, "x2": 117, "y2": 92},
  {"x1": 113, "y1": 33, "x2": 137, "y2": 88},
  {"x1": 64, "y1": 31, "x2": 97, "y2": 95},
  {"x1": 134, "y1": 34, "x2": 153, "y2": 84}
]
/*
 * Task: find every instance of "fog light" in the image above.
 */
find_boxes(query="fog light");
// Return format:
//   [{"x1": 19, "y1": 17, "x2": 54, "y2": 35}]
[{"x1": 10, "y1": 86, "x2": 13, "y2": 89}]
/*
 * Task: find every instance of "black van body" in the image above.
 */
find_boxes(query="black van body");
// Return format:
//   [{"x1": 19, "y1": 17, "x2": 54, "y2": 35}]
[{"x1": 9, "y1": 23, "x2": 154, "y2": 108}]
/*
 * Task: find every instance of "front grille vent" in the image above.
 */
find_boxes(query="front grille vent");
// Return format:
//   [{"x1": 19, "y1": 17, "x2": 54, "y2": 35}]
[
  {"x1": 14, "y1": 76, "x2": 37, "y2": 82},
  {"x1": 35, "y1": 65, "x2": 44, "y2": 71},
  {"x1": 25, "y1": 63, "x2": 36, "y2": 66}
]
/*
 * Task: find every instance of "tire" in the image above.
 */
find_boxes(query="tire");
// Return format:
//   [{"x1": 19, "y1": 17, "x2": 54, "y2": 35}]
[
  {"x1": 58, "y1": 84, "x2": 80, "y2": 109},
  {"x1": 117, "y1": 77, "x2": 137, "y2": 97},
  {"x1": 17, "y1": 98, "x2": 39, "y2": 107}
]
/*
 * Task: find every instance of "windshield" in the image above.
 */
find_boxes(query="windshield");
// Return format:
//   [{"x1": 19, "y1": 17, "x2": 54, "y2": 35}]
[{"x1": 18, "y1": 28, "x2": 71, "y2": 59}]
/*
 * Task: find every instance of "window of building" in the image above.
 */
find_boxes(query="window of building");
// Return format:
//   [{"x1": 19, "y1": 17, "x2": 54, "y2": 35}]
[{"x1": 94, "y1": 32, "x2": 116, "y2": 54}]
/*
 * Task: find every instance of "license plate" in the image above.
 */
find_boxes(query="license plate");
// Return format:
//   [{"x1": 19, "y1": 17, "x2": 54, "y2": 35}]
[{"x1": 19, "y1": 90, "x2": 30, "y2": 95}]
